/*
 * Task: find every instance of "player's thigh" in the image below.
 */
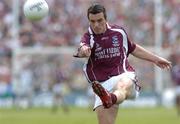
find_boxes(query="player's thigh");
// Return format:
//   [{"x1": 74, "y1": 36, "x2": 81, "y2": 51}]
[
  {"x1": 115, "y1": 77, "x2": 136, "y2": 99},
  {"x1": 95, "y1": 105, "x2": 119, "y2": 124},
  {"x1": 115, "y1": 77, "x2": 134, "y2": 91}
]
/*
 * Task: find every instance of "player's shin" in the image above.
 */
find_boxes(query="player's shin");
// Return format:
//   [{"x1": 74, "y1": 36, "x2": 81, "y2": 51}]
[{"x1": 113, "y1": 90, "x2": 126, "y2": 104}]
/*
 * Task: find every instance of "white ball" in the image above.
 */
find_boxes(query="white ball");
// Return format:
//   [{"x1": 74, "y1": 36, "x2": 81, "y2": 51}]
[{"x1": 23, "y1": 0, "x2": 49, "y2": 21}]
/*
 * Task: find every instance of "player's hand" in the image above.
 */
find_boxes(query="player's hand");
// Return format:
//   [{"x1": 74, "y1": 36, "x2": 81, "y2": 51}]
[
  {"x1": 79, "y1": 45, "x2": 91, "y2": 57},
  {"x1": 155, "y1": 57, "x2": 172, "y2": 70}
]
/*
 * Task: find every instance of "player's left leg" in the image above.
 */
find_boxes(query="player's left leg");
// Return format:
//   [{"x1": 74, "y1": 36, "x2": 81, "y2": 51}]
[
  {"x1": 95, "y1": 105, "x2": 119, "y2": 124},
  {"x1": 113, "y1": 76, "x2": 137, "y2": 104}
]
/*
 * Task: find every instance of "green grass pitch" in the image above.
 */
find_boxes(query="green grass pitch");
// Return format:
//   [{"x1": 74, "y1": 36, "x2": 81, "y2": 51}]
[{"x1": 0, "y1": 107, "x2": 179, "y2": 124}]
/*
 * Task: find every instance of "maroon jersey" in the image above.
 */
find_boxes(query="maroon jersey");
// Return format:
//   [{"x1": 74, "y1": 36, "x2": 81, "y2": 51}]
[{"x1": 80, "y1": 24, "x2": 136, "y2": 82}]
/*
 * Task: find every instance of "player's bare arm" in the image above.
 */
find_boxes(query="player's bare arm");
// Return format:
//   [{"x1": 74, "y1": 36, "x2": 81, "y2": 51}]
[{"x1": 132, "y1": 44, "x2": 172, "y2": 69}]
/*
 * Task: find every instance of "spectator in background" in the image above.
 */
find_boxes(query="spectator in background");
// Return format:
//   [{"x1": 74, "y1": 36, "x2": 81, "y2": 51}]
[
  {"x1": 1, "y1": 0, "x2": 179, "y2": 48},
  {"x1": 51, "y1": 63, "x2": 70, "y2": 113},
  {"x1": 51, "y1": 81, "x2": 69, "y2": 113}
]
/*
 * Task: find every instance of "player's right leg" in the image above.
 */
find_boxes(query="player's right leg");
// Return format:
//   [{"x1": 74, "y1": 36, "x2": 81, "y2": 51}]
[
  {"x1": 113, "y1": 77, "x2": 137, "y2": 104},
  {"x1": 95, "y1": 105, "x2": 119, "y2": 124}
]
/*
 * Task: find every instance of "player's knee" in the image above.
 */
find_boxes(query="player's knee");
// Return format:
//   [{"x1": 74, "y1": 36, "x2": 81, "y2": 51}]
[
  {"x1": 116, "y1": 78, "x2": 133, "y2": 89},
  {"x1": 115, "y1": 78, "x2": 135, "y2": 99}
]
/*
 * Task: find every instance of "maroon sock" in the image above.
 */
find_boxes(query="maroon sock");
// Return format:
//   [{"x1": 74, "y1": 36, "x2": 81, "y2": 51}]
[{"x1": 111, "y1": 93, "x2": 117, "y2": 104}]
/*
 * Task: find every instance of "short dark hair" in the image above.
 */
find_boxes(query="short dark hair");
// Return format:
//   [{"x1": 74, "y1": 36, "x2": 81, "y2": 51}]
[{"x1": 87, "y1": 3, "x2": 107, "y2": 20}]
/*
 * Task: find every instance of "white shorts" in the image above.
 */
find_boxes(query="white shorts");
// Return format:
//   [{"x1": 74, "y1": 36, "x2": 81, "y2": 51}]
[{"x1": 93, "y1": 72, "x2": 139, "y2": 110}]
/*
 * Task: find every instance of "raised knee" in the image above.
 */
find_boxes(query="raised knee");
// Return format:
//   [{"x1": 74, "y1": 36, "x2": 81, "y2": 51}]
[
  {"x1": 116, "y1": 78, "x2": 133, "y2": 91},
  {"x1": 116, "y1": 79, "x2": 135, "y2": 98}
]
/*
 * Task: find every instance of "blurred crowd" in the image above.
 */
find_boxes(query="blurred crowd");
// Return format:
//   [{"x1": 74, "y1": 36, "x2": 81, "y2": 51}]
[
  {"x1": 0, "y1": 0, "x2": 179, "y2": 47},
  {"x1": 0, "y1": 0, "x2": 179, "y2": 106}
]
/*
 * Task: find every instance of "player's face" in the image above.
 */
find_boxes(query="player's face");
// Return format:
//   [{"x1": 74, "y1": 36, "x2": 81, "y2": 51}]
[{"x1": 88, "y1": 12, "x2": 107, "y2": 34}]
